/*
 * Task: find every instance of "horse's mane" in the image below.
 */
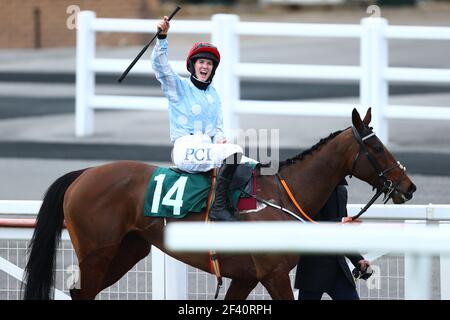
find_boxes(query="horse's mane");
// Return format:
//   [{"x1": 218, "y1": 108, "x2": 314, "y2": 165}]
[{"x1": 279, "y1": 129, "x2": 345, "y2": 169}]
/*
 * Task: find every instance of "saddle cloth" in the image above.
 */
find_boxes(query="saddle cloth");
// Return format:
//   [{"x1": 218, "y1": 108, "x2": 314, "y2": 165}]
[{"x1": 143, "y1": 163, "x2": 257, "y2": 219}]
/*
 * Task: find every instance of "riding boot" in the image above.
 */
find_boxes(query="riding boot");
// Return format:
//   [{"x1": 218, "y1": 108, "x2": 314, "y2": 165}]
[{"x1": 209, "y1": 159, "x2": 240, "y2": 222}]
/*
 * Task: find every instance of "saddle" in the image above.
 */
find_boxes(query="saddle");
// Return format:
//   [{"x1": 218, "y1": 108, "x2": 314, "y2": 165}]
[{"x1": 143, "y1": 163, "x2": 258, "y2": 219}]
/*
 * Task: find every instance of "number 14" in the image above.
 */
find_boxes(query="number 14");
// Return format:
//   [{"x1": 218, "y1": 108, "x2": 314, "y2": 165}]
[{"x1": 151, "y1": 174, "x2": 188, "y2": 216}]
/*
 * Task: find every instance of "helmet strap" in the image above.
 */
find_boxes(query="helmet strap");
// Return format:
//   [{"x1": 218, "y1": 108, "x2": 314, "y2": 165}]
[{"x1": 190, "y1": 75, "x2": 210, "y2": 90}]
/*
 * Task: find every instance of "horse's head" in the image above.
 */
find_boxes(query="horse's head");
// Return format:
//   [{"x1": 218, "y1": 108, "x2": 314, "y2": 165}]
[{"x1": 349, "y1": 108, "x2": 416, "y2": 204}]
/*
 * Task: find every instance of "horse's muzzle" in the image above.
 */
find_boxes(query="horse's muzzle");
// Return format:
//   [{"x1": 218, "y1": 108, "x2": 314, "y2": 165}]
[
  {"x1": 405, "y1": 183, "x2": 417, "y2": 200},
  {"x1": 391, "y1": 183, "x2": 416, "y2": 204},
  {"x1": 400, "y1": 183, "x2": 416, "y2": 202}
]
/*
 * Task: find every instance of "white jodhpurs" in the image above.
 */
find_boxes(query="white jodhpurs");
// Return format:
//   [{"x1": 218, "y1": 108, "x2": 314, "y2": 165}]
[{"x1": 172, "y1": 134, "x2": 243, "y2": 173}]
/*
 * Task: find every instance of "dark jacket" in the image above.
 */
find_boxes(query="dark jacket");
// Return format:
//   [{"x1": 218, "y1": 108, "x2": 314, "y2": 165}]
[{"x1": 294, "y1": 179, "x2": 364, "y2": 292}]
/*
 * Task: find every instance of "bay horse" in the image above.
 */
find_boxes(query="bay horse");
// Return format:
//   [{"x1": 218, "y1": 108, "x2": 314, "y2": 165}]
[{"x1": 23, "y1": 108, "x2": 416, "y2": 300}]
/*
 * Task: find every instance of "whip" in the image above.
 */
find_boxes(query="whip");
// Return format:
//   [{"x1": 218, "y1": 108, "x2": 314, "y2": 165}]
[{"x1": 118, "y1": 6, "x2": 181, "y2": 83}]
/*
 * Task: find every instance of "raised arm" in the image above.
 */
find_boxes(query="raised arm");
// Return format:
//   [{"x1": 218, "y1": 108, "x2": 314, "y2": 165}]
[{"x1": 150, "y1": 16, "x2": 181, "y2": 103}]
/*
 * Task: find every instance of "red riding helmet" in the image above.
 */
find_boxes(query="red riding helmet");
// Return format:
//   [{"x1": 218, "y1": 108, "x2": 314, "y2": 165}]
[{"x1": 186, "y1": 42, "x2": 221, "y2": 80}]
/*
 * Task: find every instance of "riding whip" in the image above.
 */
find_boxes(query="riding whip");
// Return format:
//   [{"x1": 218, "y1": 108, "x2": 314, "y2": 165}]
[{"x1": 118, "y1": 6, "x2": 181, "y2": 83}]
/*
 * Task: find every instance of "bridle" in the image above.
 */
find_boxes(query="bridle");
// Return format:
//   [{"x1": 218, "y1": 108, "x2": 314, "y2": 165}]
[{"x1": 350, "y1": 126, "x2": 407, "y2": 220}]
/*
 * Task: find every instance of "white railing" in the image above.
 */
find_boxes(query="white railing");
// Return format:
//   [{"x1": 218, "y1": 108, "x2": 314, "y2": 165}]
[
  {"x1": 76, "y1": 12, "x2": 450, "y2": 143},
  {"x1": 2, "y1": 200, "x2": 450, "y2": 299},
  {"x1": 0, "y1": 200, "x2": 183, "y2": 300},
  {"x1": 166, "y1": 221, "x2": 450, "y2": 300}
]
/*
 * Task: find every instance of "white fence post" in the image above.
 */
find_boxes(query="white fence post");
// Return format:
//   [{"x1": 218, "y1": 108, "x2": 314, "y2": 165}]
[
  {"x1": 151, "y1": 246, "x2": 187, "y2": 300},
  {"x1": 360, "y1": 17, "x2": 388, "y2": 144},
  {"x1": 164, "y1": 254, "x2": 187, "y2": 300},
  {"x1": 404, "y1": 220, "x2": 432, "y2": 300},
  {"x1": 76, "y1": 11, "x2": 96, "y2": 137},
  {"x1": 440, "y1": 222, "x2": 450, "y2": 300},
  {"x1": 211, "y1": 14, "x2": 240, "y2": 142},
  {"x1": 151, "y1": 247, "x2": 165, "y2": 299}
]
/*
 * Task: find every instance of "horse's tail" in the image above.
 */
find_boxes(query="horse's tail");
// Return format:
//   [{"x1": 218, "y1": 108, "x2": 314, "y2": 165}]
[{"x1": 23, "y1": 169, "x2": 87, "y2": 300}]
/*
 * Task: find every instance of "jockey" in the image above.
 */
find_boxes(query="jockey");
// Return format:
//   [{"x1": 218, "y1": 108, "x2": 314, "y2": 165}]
[{"x1": 151, "y1": 16, "x2": 243, "y2": 222}]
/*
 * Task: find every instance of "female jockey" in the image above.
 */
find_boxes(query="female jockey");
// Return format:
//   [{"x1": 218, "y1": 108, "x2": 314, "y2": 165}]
[{"x1": 151, "y1": 16, "x2": 243, "y2": 221}]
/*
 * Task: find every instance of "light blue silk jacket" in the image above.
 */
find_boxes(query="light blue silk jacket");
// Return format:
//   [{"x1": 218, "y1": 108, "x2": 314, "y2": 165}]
[{"x1": 151, "y1": 38, "x2": 225, "y2": 143}]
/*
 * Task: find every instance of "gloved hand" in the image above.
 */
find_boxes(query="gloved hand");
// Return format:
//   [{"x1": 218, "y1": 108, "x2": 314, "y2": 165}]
[{"x1": 352, "y1": 259, "x2": 374, "y2": 280}]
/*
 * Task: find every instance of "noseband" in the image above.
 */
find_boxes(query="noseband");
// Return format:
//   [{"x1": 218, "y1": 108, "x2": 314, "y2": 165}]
[{"x1": 350, "y1": 126, "x2": 407, "y2": 220}]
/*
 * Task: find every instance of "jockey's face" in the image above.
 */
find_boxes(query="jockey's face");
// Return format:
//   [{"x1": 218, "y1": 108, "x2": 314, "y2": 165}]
[{"x1": 194, "y1": 58, "x2": 213, "y2": 82}]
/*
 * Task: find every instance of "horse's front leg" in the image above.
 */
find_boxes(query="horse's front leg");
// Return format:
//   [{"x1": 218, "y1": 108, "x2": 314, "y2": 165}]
[
  {"x1": 224, "y1": 278, "x2": 259, "y2": 300},
  {"x1": 260, "y1": 271, "x2": 294, "y2": 300}
]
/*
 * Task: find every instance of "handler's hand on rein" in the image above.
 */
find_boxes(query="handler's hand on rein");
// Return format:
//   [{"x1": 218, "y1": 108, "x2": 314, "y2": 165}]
[
  {"x1": 341, "y1": 217, "x2": 362, "y2": 224},
  {"x1": 358, "y1": 259, "x2": 371, "y2": 271}
]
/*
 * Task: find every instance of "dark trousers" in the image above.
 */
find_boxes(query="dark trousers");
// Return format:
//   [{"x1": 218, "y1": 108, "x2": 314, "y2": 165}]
[{"x1": 297, "y1": 269, "x2": 360, "y2": 300}]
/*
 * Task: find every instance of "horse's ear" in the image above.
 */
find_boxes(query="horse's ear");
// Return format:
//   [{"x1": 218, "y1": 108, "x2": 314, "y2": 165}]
[
  {"x1": 363, "y1": 108, "x2": 372, "y2": 126},
  {"x1": 352, "y1": 108, "x2": 364, "y2": 131}
]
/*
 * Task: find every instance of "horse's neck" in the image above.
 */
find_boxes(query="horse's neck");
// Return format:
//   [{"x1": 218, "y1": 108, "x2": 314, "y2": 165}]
[{"x1": 278, "y1": 133, "x2": 352, "y2": 219}]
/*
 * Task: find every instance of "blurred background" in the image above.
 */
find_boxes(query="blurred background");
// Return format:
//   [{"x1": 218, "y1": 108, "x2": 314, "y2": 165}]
[
  {"x1": 2, "y1": 0, "x2": 450, "y2": 49},
  {"x1": 0, "y1": 0, "x2": 450, "y2": 300}
]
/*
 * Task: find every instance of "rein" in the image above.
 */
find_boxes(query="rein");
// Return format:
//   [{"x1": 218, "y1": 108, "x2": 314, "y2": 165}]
[
  {"x1": 241, "y1": 189, "x2": 308, "y2": 223},
  {"x1": 240, "y1": 173, "x2": 316, "y2": 224}
]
